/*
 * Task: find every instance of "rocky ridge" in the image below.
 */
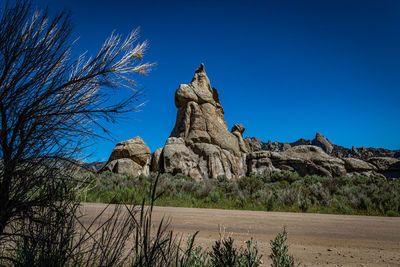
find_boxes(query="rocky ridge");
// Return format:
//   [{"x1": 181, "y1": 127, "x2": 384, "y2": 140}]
[
  {"x1": 245, "y1": 134, "x2": 400, "y2": 160},
  {"x1": 101, "y1": 64, "x2": 400, "y2": 179}
]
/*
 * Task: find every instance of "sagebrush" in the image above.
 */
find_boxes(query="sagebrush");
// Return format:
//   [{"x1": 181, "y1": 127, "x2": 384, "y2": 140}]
[{"x1": 80, "y1": 170, "x2": 400, "y2": 217}]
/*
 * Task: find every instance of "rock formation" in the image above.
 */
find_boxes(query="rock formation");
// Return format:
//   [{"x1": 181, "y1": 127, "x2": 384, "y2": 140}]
[
  {"x1": 343, "y1": 157, "x2": 378, "y2": 177},
  {"x1": 312, "y1": 133, "x2": 334, "y2": 154},
  {"x1": 162, "y1": 64, "x2": 248, "y2": 180},
  {"x1": 247, "y1": 151, "x2": 276, "y2": 175},
  {"x1": 150, "y1": 148, "x2": 163, "y2": 173},
  {"x1": 101, "y1": 137, "x2": 151, "y2": 176},
  {"x1": 101, "y1": 64, "x2": 399, "y2": 179},
  {"x1": 247, "y1": 145, "x2": 344, "y2": 177},
  {"x1": 367, "y1": 157, "x2": 400, "y2": 178},
  {"x1": 245, "y1": 133, "x2": 400, "y2": 160},
  {"x1": 270, "y1": 145, "x2": 346, "y2": 177}
]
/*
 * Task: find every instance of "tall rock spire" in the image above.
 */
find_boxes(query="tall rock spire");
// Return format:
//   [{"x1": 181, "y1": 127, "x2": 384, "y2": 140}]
[{"x1": 164, "y1": 64, "x2": 248, "y2": 180}]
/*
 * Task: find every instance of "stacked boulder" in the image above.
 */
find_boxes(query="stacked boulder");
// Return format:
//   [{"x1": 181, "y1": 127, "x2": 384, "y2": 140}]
[
  {"x1": 102, "y1": 137, "x2": 151, "y2": 176},
  {"x1": 151, "y1": 64, "x2": 248, "y2": 180}
]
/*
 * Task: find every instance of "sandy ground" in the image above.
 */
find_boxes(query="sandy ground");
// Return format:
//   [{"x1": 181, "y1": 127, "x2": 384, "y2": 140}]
[{"x1": 81, "y1": 203, "x2": 400, "y2": 267}]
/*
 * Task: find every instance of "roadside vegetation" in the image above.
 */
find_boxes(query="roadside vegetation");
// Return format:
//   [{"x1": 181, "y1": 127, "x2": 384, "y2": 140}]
[
  {"x1": 1, "y1": 173, "x2": 296, "y2": 266},
  {"x1": 79, "y1": 170, "x2": 400, "y2": 217}
]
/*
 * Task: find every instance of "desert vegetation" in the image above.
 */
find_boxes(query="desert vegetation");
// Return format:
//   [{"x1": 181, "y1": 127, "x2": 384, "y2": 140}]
[
  {"x1": 80, "y1": 170, "x2": 400, "y2": 217},
  {"x1": 0, "y1": 170, "x2": 298, "y2": 266}
]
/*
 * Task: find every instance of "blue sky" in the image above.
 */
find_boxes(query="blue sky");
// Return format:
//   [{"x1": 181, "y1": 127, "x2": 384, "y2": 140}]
[{"x1": 34, "y1": 0, "x2": 400, "y2": 162}]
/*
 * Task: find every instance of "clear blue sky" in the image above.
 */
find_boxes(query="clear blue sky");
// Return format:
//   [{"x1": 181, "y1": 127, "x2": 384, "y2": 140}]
[{"x1": 34, "y1": 0, "x2": 400, "y2": 162}]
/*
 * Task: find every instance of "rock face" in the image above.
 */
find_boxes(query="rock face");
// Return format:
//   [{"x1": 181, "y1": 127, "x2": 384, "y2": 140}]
[
  {"x1": 312, "y1": 133, "x2": 334, "y2": 154},
  {"x1": 163, "y1": 64, "x2": 247, "y2": 180},
  {"x1": 269, "y1": 146, "x2": 346, "y2": 177},
  {"x1": 246, "y1": 145, "x2": 392, "y2": 178},
  {"x1": 343, "y1": 158, "x2": 376, "y2": 172},
  {"x1": 247, "y1": 151, "x2": 276, "y2": 175},
  {"x1": 150, "y1": 148, "x2": 163, "y2": 173},
  {"x1": 247, "y1": 145, "x2": 379, "y2": 178},
  {"x1": 342, "y1": 157, "x2": 379, "y2": 177},
  {"x1": 245, "y1": 137, "x2": 291, "y2": 152},
  {"x1": 102, "y1": 137, "x2": 151, "y2": 176},
  {"x1": 101, "y1": 64, "x2": 399, "y2": 180},
  {"x1": 367, "y1": 157, "x2": 400, "y2": 178}
]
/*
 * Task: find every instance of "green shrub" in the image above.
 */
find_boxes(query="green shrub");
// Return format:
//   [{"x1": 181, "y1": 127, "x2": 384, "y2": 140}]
[
  {"x1": 210, "y1": 237, "x2": 237, "y2": 267},
  {"x1": 267, "y1": 170, "x2": 300, "y2": 183},
  {"x1": 264, "y1": 198, "x2": 276, "y2": 211},
  {"x1": 197, "y1": 181, "x2": 216, "y2": 198},
  {"x1": 183, "y1": 242, "x2": 211, "y2": 267},
  {"x1": 332, "y1": 196, "x2": 352, "y2": 214},
  {"x1": 269, "y1": 228, "x2": 297, "y2": 267},
  {"x1": 386, "y1": 210, "x2": 399, "y2": 217},
  {"x1": 299, "y1": 198, "x2": 310, "y2": 212},
  {"x1": 237, "y1": 238, "x2": 262, "y2": 267},
  {"x1": 209, "y1": 191, "x2": 221, "y2": 203},
  {"x1": 238, "y1": 175, "x2": 263, "y2": 195},
  {"x1": 235, "y1": 195, "x2": 247, "y2": 208}
]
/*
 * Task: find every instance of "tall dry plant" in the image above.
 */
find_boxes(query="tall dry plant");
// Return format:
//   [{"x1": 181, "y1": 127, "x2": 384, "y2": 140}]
[
  {"x1": 2, "y1": 175, "x2": 181, "y2": 266},
  {"x1": 0, "y1": 0, "x2": 152, "y2": 256}
]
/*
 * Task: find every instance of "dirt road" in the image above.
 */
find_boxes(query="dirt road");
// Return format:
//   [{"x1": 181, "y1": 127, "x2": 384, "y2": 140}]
[{"x1": 81, "y1": 203, "x2": 400, "y2": 266}]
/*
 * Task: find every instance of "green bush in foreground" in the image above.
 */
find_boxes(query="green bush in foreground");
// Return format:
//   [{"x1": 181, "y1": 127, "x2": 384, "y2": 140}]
[
  {"x1": 270, "y1": 228, "x2": 297, "y2": 267},
  {"x1": 79, "y1": 170, "x2": 400, "y2": 217}
]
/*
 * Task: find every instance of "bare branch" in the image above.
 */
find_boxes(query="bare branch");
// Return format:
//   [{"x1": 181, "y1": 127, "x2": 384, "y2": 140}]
[{"x1": 0, "y1": 0, "x2": 153, "y2": 241}]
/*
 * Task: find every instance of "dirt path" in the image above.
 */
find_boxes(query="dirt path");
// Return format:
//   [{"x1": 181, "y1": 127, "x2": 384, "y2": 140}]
[{"x1": 81, "y1": 203, "x2": 400, "y2": 266}]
